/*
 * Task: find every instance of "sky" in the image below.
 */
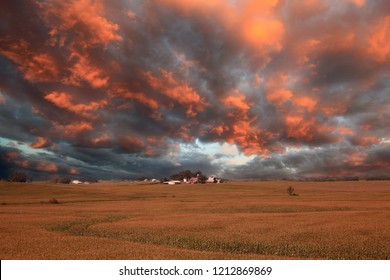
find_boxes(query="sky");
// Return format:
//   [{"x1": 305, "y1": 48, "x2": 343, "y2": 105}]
[{"x1": 0, "y1": 0, "x2": 390, "y2": 180}]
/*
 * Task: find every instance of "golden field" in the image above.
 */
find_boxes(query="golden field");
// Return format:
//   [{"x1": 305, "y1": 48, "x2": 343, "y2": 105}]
[{"x1": 0, "y1": 180, "x2": 389, "y2": 260}]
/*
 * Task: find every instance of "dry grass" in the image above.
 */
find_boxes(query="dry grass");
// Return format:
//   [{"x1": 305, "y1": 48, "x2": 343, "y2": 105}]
[{"x1": 0, "y1": 180, "x2": 389, "y2": 259}]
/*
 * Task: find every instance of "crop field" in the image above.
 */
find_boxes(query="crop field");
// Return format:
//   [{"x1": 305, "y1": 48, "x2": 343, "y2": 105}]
[{"x1": 0, "y1": 180, "x2": 389, "y2": 260}]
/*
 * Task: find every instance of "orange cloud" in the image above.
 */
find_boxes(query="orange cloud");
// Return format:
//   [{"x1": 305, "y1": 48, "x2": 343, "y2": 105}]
[
  {"x1": 285, "y1": 115, "x2": 316, "y2": 140},
  {"x1": 35, "y1": 0, "x2": 119, "y2": 90},
  {"x1": 73, "y1": 132, "x2": 113, "y2": 148},
  {"x1": 45, "y1": 91, "x2": 107, "y2": 118},
  {"x1": 291, "y1": 38, "x2": 321, "y2": 65},
  {"x1": 321, "y1": 101, "x2": 349, "y2": 116},
  {"x1": 288, "y1": 0, "x2": 328, "y2": 19},
  {"x1": 144, "y1": 69, "x2": 206, "y2": 117},
  {"x1": 242, "y1": 0, "x2": 279, "y2": 16},
  {"x1": 118, "y1": 136, "x2": 145, "y2": 153},
  {"x1": 15, "y1": 159, "x2": 30, "y2": 169},
  {"x1": 237, "y1": 0, "x2": 284, "y2": 53},
  {"x1": 158, "y1": 0, "x2": 284, "y2": 54},
  {"x1": 72, "y1": 100, "x2": 107, "y2": 113},
  {"x1": 355, "y1": 136, "x2": 379, "y2": 147},
  {"x1": 56, "y1": 121, "x2": 93, "y2": 138},
  {"x1": 30, "y1": 137, "x2": 50, "y2": 149},
  {"x1": 26, "y1": 53, "x2": 60, "y2": 82},
  {"x1": 68, "y1": 168, "x2": 80, "y2": 175},
  {"x1": 157, "y1": 0, "x2": 235, "y2": 23},
  {"x1": 89, "y1": 133, "x2": 112, "y2": 147},
  {"x1": 345, "y1": 151, "x2": 366, "y2": 167},
  {"x1": 45, "y1": 91, "x2": 73, "y2": 108},
  {"x1": 283, "y1": 112, "x2": 339, "y2": 142},
  {"x1": 293, "y1": 96, "x2": 317, "y2": 112},
  {"x1": 222, "y1": 94, "x2": 250, "y2": 113},
  {"x1": 225, "y1": 119, "x2": 270, "y2": 156},
  {"x1": 265, "y1": 72, "x2": 295, "y2": 106},
  {"x1": 266, "y1": 89, "x2": 293, "y2": 105},
  {"x1": 41, "y1": 0, "x2": 121, "y2": 47},
  {"x1": 36, "y1": 161, "x2": 59, "y2": 173},
  {"x1": 350, "y1": 0, "x2": 365, "y2": 7},
  {"x1": 219, "y1": 88, "x2": 270, "y2": 155},
  {"x1": 64, "y1": 53, "x2": 109, "y2": 88},
  {"x1": 368, "y1": 16, "x2": 390, "y2": 63},
  {"x1": 212, "y1": 125, "x2": 225, "y2": 136},
  {"x1": 241, "y1": 18, "x2": 284, "y2": 51},
  {"x1": 5, "y1": 151, "x2": 19, "y2": 159},
  {"x1": 113, "y1": 87, "x2": 159, "y2": 110},
  {"x1": 174, "y1": 125, "x2": 196, "y2": 142},
  {"x1": 0, "y1": 40, "x2": 59, "y2": 82},
  {"x1": 338, "y1": 126, "x2": 354, "y2": 136}
]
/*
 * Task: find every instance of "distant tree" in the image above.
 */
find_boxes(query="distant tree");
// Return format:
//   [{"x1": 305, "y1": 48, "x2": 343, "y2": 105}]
[
  {"x1": 48, "y1": 198, "x2": 60, "y2": 204},
  {"x1": 160, "y1": 178, "x2": 169, "y2": 183},
  {"x1": 57, "y1": 177, "x2": 71, "y2": 184},
  {"x1": 287, "y1": 186, "x2": 295, "y2": 196},
  {"x1": 198, "y1": 174, "x2": 207, "y2": 183},
  {"x1": 170, "y1": 170, "x2": 209, "y2": 183},
  {"x1": 170, "y1": 170, "x2": 195, "y2": 181},
  {"x1": 81, "y1": 178, "x2": 98, "y2": 183},
  {"x1": 8, "y1": 171, "x2": 28, "y2": 182},
  {"x1": 366, "y1": 176, "x2": 390, "y2": 181}
]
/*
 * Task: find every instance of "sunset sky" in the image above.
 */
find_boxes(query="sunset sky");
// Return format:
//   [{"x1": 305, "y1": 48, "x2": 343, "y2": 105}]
[{"x1": 1, "y1": 0, "x2": 390, "y2": 180}]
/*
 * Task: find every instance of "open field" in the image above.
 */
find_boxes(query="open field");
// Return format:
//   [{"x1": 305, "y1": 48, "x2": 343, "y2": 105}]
[{"x1": 0, "y1": 180, "x2": 389, "y2": 259}]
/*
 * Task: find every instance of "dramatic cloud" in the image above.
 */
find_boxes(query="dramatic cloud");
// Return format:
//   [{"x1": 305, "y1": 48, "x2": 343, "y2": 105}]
[{"x1": 0, "y1": 0, "x2": 389, "y2": 179}]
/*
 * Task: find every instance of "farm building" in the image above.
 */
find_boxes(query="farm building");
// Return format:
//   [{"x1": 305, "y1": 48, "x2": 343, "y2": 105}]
[{"x1": 71, "y1": 180, "x2": 82, "y2": 184}]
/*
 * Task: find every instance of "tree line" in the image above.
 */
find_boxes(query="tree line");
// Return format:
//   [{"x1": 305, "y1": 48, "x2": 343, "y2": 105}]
[{"x1": 169, "y1": 170, "x2": 208, "y2": 183}]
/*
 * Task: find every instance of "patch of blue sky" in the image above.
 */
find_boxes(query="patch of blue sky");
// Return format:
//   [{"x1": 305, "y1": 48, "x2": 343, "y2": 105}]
[
  {"x1": 180, "y1": 138, "x2": 256, "y2": 166},
  {"x1": 0, "y1": 136, "x2": 54, "y2": 157}
]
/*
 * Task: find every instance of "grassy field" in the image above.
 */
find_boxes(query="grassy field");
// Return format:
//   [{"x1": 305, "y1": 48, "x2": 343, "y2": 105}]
[{"x1": 0, "y1": 180, "x2": 389, "y2": 259}]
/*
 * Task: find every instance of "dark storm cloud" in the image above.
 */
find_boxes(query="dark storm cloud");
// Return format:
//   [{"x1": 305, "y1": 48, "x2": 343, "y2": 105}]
[
  {"x1": 223, "y1": 143, "x2": 390, "y2": 180},
  {"x1": 0, "y1": 0, "x2": 389, "y2": 179},
  {"x1": 0, "y1": 146, "x2": 14, "y2": 178}
]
